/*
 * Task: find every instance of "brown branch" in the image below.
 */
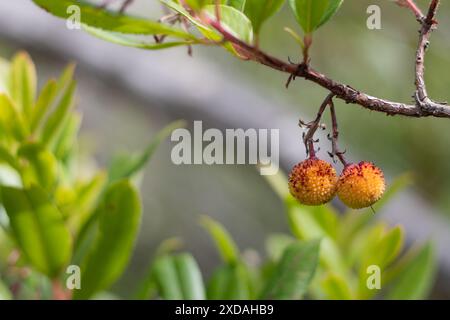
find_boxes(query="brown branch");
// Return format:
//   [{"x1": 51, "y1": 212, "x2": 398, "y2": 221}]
[
  {"x1": 204, "y1": 0, "x2": 450, "y2": 119},
  {"x1": 119, "y1": 0, "x2": 134, "y2": 13},
  {"x1": 415, "y1": 0, "x2": 443, "y2": 111},
  {"x1": 396, "y1": 0, "x2": 425, "y2": 21},
  {"x1": 329, "y1": 100, "x2": 348, "y2": 167},
  {"x1": 301, "y1": 93, "x2": 334, "y2": 157}
]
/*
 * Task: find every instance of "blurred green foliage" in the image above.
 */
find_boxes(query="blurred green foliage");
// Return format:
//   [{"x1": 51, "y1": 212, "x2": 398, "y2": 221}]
[
  {"x1": 137, "y1": 171, "x2": 436, "y2": 300},
  {"x1": 0, "y1": 52, "x2": 177, "y2": 299}
]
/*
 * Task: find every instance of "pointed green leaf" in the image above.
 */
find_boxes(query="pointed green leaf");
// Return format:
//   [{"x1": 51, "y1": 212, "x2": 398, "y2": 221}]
[
  {"x1": 109, "y1": 120, "x2": 185, "y2": 183},
  {"x1": 0, "y1": 57, "x2": 10, "y2": 93},
  {"x1": 56, "y1": 63, "x2": 76, "y2": 93},
  {"x1": 0, "y1": 146, "x2": 20, "y2": 171},
  {"x1": 18, "y1": 142, "x2": 58, "y2": 190},
  {"x1": 153, "y1": 255, "x2": 184, "y2": 300},
  {"x1": 84, "y1": 26, "x2": 199, "y2": 50},
  {"x1": 387, "y1": 243, "x2": 436, "y2": 300},
  {"x1": 0, "y1": 93, "x2": 28, "y2": 142},
  {"x1": 318, "y1": 0, "x2": 343, "y2": 28},
  {"x1": 73, "y1": 180, "x2": 141, "y2": 299},
  {"x1": 321, "y1": 272, "x2": 353, "y2": 300},
  {"x1": 161, "y1": 1, "x2": 247, "y2": 57},
  {"x1": 229, "y1": 0, "x2": 247, "y2": 11},
  {"x1": 261, "y1": 240, "x2": 320, "y2": 299},
  {"x1": 288, "y1": 0, "x2": 329, "y2": 34},
  {"x1": 30, "y1": 80, "x2": 58, "y2": 134},
  {"x1": 134, "y1": 238, "x2": 183, "y2": 300},
  {"x1": 53, "y1": 113, "x2": 81, "y2": 163},
  {"x1": 33, "y1": 0, "x2": 196, "y2": 39},
  {"x1": 266, "y1": 233, "x2": 295, "y2": 261},
  {"x1": 207, "y1": 263, "x2": 251, "y2": 299},
  {"x1": 204, "y1": 5, "x2": 254, "y2": 43},
  {"x1": 200, "y1": 216, "x2": 239, "y2": 264},
  {"x1": 285, "y1": 196, "x2": 347, "y2": 276},
  {"x1": 41, "y1": 81, "x2": 76, "y2": 147},
  {"x1": 174, "y1": 253, "x2": 206, "y2": 300},
  {"x1": 376, "y1": 226, "x2": 404, "y2": 268},
  {"x1": 8, "y1": 52, "x2": 37, "y2": 116},
  {"x1": 65, "y1": 172, "x2": 107, "y2": 234},
  {"x1": 0, "y1": 185, "x2": 72, "y2": 277},
  {"x1": 244, "y1": 0, "x2": 285, "y2": 34},
  {"x1": 185, "y1": 0, "x2": 209, "y2": 11}
]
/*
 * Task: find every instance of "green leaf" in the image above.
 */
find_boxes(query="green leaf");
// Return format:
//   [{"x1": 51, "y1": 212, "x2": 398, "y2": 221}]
[
  {"x1": 65, "y1": 172, "x2": 107, "y2": 234},
  {"x1": 203, "y1": 5, "x2": 254, "y2": 43},
  {"x1": 161, "y1": 0, "x2": 207, "y2": 30},
  {"x1": 56, "y1": 63, "x2": 76, "y2": 93},
  {"x1": 18, "y1": 142, "x2": 58, "y2": 190},
  {"x1": 355, "y1": 225, "x2": 404, "y2": 299},
  {"x1": 387, "y1": 243, "x2": 436, "y2": 300},
  {"x1": 285, "y1": 196, "x2": 347, "y2": 276},
  {"x1": 174, "y1": 254, "x2": 206, "y2": 300},
  {"x1": 243, "y1": 0, "x2": 285, "y2": 34},
  {"x1": 41, "y1": 81, "x2": 76, "y2": 147},
  {"x1": 288, "y1": 0, "x2": 329, "y2": 34},
  {"x1": 321, "y1": 272, "x2": 353, "y2": 300},
  {"x1": 73, "y1": 180, "x2": 141, "y2": 299},
  {"x1": 0, "y1": 146, "x2": 20, "y2": 171},
  {"x1": 33, "y1": 0, "x2": 196, "y2": 39},
  {"x1": 266, "y1": 233, "x2": 295, "y2": 261},
  {"x1": 30, "y1": 80, "x2": 58, "y2": 134},
  {"x1": 376, "y1": 226, "x2": 404, "y2": 268},
  {"x1": 261, "y1": 240, "x2": 320, "y2": 299},
  {"x1": 161, "y1": 0, "x2": 247, "y2": 57},
  {"x1": 0, "y1": 185, "x2": 72, "y2": 277},
  {"x1": 0, "y1": 56, "x2": 10, "y2": 93},
  {"x1": 318, "y1": 0, "x2": 343, "y2": 28},
  {"x1": 0, "y1": 93, "x2": 28, "y2": 142},
  {"x1": 109, "y1": 120, "x2": 185, "y2": 183},
  {"x1": 84, "y1": 26, "x2": 200, "y2": 50},
  {"x1": 153, "y1": 255, "x2": 184, "y2": 300},
  {"x1": 134, "y1": 238, "x2": 183, "y2": 300},
  {"x1": 8, "y1": 52, "x2": 37, "y2": 116},
  {"x1": 229, "y1": 0, "x2": 246, "y2": 10},
  {"x1": 207, "y1": 263, "x2": 251, "y2": 299},
  {"x1": 53, "y1": 113, "x2": 81, "y2": 163},
  {"x1": 141, "y1": 252, "x2": 205, "y2": 300},
  {"x1": 185, "y1": 0, "x2": 209, "y2": 11},
  {"x1": 200, "y1": 216, "x2": 239, "y2": 264}
]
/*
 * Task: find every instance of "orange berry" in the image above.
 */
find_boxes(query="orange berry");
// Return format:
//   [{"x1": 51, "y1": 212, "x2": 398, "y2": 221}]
[
  {"x1": 288, "y1": 158, "x2": 338, "y2": 206},
  {"x1": 337, "y1": 161, "x2": 385, "y2": 209}
]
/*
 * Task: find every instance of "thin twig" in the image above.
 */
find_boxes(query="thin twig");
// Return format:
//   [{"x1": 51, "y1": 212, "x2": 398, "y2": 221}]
[
  {"x1": 396, "y1": 0, "x2": 425, "y2": 21},
  {"x1": 204, "y1": 1, "x2": 450, "y2": 119},
  {"x1": 329, "y1": 100, "x2": 348, "y2": 167},
  {"x1": 415, "y1": 0, "x2": 441, "y2": 110},
  {"x1": 301, "y1": 93, "x2": 335, "y2": 158},
  {"x1": 119, "y1": 0, "x2": 134, "y2": 13}
]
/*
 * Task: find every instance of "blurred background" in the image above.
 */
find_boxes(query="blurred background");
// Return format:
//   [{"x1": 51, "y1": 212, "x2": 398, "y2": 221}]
[{"x1": 0, "y1": 0, "x2": 449, "y2": 298}]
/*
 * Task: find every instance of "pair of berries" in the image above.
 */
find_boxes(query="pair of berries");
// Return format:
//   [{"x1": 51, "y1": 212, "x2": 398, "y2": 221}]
[{"x1": 288, "y1": 158, "x2": 385, "y2": 209}]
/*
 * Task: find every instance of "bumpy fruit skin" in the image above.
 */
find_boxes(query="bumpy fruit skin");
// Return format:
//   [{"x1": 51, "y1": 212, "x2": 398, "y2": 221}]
[
  {"x1": 288, "y1": 158, "x2": 338, "y2": 206},
  {"x1": 337, "y1": 161, "x2": 385, "y2": 209}
]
